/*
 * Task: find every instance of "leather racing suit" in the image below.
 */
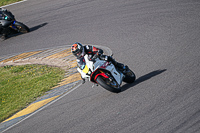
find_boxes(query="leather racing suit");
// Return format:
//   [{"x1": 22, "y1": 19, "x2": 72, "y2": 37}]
[{"x1": 76, "y1": 45, "x2": 126, "y2": 84}]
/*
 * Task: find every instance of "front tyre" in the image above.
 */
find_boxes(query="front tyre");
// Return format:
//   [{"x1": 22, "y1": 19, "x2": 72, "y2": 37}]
[
  {"x1": 96, "y1": 76, "x2": 121, "y2": 93},
  {"x1": 123, "y1": 68, "x2": 136, "y2": 83},
  {"x1": 14, "y1": 22, "x2": 30, "y2": 33}
]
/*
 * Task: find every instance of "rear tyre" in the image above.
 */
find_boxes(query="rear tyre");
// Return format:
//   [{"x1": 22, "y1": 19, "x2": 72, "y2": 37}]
[
  {"x1": 123, "y1": 68, "x2": 136, "y2": 83},
  {"x1": 14, "y1": 22, "x2": 30, "y2": 33},
  {"x1": 96, "y1": 76, "x2": 121, "y2": 93}
]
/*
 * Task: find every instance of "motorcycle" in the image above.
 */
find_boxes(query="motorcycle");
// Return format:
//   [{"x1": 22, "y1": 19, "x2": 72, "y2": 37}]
[
  {"x1": 0, "y1": 9, "x2": 30, "y2": 37},
  {"x1": 77, "y1": 54, "x2": 136, "y2": 93}
]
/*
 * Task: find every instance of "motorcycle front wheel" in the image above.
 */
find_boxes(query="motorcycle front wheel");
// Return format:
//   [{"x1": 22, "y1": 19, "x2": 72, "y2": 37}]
[
  {"x1": 96, "y1": 76, "x2": 121, "y2": 93},
  {"x1": 14, "y1": 21, "x2": 30, "y2": 33},
  {"x1": 123, "y1": 68, "x2": 136, "y2": 83}
]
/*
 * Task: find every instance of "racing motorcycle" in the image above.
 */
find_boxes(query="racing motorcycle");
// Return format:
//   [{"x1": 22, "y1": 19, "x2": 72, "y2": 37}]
[
  {"x1": 77, "y1": 54, "x2": 136, "y2": 93},
  {"x1": 0, "y1": 9, "x2": 30, "y2": 37}
]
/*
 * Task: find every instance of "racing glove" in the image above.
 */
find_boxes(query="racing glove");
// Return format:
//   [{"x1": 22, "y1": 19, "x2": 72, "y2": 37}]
[
  {"x1": 90, "y1": 54, "x2": 99, "y2": 62},
  {"x1": 92, "y1": 54, "x2": 98, "y2": 59}
]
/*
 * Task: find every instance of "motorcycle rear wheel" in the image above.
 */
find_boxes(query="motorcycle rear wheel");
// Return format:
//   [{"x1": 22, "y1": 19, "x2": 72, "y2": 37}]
[
  {"x1": 96, "y1": 76, "x2": 121, "y2": 93},
  {"x1": 14, "y1": 22, "x2": 30, "y2": 33}
]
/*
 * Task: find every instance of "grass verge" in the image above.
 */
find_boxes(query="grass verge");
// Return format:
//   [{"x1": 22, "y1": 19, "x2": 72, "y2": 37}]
[
  {"x1": 0, "y1": 0, "x2": 22, "y2": 7},
  {"x1": 0, "y1": 64, "x2": 65, "y2": 123}
]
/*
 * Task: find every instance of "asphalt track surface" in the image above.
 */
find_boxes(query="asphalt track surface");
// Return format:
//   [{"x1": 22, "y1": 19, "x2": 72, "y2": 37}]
[{"x1": 1, "y1": 0, "x2": 200, "y2": 133}]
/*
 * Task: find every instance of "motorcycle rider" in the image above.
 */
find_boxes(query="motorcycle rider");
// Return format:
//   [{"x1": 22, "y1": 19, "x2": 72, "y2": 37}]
[
  {"x1": 0, "y1": 8, "x2": 12, "y2": 40},
  {"x1": 71, "y1": 42, "x2": 128, "y2": 84}
]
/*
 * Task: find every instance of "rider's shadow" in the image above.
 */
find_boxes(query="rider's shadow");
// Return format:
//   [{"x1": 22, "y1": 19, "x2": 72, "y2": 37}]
[
  {"x1": 121, "y1": 69, "x2": 167, "y2": 92},
  {"x1": 7, "y1": 22, "x2": 48, "y2": 38}
]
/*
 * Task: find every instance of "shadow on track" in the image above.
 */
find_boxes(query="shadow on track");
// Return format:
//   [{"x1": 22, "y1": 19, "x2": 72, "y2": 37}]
[
  {"x1": 6, "y1": 23, "x2": 48, "y2": 39},
  {"x1": 29, "y1": 22, "x2": 48, "y2": 32},
  {"x1": 121, "y1": 69, "x2": 167, "y2": 92}
]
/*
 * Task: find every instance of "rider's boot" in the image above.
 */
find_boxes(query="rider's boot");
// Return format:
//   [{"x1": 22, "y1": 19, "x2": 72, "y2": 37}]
[
  {"x1": 0, "y1": 27, "x2": 9, "y2": 40},
  {"x1": 101, "y1": 55, "x2": 128, "y2": 73},
  {"x1": 0, "y1": 34, "x2": 7, "y2": 40}
]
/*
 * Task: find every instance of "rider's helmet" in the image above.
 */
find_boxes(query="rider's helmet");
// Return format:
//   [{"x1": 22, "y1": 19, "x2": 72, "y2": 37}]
[{"x1": 71, "y1": 42, "x2": 85, "y2": 58}]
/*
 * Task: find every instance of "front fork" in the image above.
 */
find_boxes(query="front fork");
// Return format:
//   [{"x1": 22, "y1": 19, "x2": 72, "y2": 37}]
[
  {"x1": 10, "y1": 21, "x2": 19, "y2": 32},
  {"x1": 92, "y1": 71, "x2": 108, "y2": 88}
]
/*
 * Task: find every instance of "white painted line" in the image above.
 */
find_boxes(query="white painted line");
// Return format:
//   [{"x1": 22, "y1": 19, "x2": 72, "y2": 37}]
[
  {"x1": 0, "y1": 0, "x2": 27, "y2": 8},
  {"x1": 1, "y1": 83, "x2": 82, "y2": 133}
]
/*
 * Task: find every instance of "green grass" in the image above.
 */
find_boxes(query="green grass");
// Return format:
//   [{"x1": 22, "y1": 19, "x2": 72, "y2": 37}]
[
  {"x1": 0, "y1": 0, "x2": 22, "y2": 7},
  {"x1": 0, "y1": 65, "x2": 65, "y2": 122}
]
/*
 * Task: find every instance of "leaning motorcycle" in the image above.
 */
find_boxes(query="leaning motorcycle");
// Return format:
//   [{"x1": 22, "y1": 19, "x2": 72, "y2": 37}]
[
  {"x1": 0, "y1": 9, "x2": 30, "y2": 36},
  {"x1": 77, "y1": 54, "x2": 136, "y2": 93}
]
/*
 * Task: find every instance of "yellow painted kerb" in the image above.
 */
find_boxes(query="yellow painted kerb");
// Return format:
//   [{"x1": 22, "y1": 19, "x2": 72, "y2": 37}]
[
  {"x1": 52, "y1": 72, "x2": 81, "y2": 89},
  {"x1": 46, "y1": 48, "x2": 71, "y2": 59},
  {"x1": 3, "y1": 95, "x2": 60, "y2": 123},
  {"x1": 0, "y1": 51, "x2": 42, "y2": 63}
]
